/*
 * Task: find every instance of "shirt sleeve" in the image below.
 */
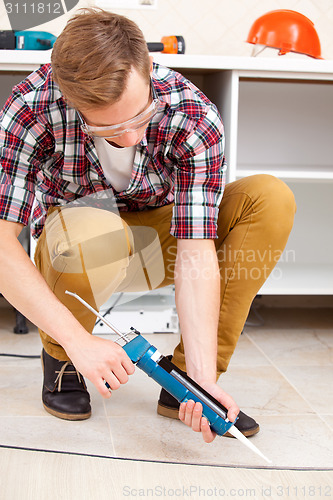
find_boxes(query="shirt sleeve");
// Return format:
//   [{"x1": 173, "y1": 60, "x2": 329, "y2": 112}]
[
  {"x1": 0, "y1": 90, "x2": 52, "y2": 226},
  {"x1": 169, "y1": 104, "x2": 226, "y2": 239}
]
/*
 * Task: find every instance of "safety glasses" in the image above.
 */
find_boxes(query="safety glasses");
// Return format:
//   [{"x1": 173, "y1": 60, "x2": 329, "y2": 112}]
[{"x1": 78, "y1": 98, "x2": 162, "y2": 139}]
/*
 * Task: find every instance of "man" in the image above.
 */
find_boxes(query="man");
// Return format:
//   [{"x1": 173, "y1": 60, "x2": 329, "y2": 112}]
[{"x1": 0, "y1": 9, "x2": 295, "y2": 443}]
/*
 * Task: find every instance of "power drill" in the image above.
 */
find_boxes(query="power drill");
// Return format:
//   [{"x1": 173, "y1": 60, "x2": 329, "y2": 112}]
[
  {"x1": 0, "y1": 30, "x2": 56, "y2": 50},
  {"x1": 147, "y1": 36, "x2": 185, "y2": 54}
]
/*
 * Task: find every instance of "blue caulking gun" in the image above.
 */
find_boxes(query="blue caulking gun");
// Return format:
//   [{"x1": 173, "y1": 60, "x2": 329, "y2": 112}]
[{"x1": 66, "y1": 291, "x2": 271, "y2": 464}]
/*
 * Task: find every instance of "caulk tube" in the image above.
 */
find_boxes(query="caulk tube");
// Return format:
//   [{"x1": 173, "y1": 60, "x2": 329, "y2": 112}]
[{"x1": 123, "y1": 335, "x2": 235, "y2": 436}]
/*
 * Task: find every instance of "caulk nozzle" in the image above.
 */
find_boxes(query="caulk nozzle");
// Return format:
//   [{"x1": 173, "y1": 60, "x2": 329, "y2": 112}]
[{"x1": 227, "y1": 425, "x2": 272, "y2": 464}]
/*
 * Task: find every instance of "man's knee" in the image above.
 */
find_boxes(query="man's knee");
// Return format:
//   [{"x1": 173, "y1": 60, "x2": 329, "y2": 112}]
[
  {"x1": 235, "y1": 174, "x2": 296, "y2": 231},
  {"x1": 255, "y1": 174, "x2": 296, "y2": 231}
]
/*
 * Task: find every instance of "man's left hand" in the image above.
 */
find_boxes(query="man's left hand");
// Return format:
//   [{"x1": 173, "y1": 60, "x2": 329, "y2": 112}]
[{"x1": 178, "y1": 382, "x2": 239, "y2": 443}]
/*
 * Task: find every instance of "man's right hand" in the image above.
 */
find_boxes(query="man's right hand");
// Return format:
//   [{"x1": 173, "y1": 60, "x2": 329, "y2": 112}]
[{"x1": 64, "y1": 334, "x2": 135, "y2": 398}]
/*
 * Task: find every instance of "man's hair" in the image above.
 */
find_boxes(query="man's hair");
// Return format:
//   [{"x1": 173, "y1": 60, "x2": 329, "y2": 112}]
[{"x1": 51, "y1": 8, "x2": 151, "y2": 110}]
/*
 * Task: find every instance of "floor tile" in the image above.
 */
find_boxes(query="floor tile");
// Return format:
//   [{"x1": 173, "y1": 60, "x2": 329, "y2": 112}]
[
  {"x1": 104, "y1": 366, "x2": 161, "y2": 417},
  {"x1": 109, "y1": 413, "x2": 271, "y2": 467},
  {"x1": 218, "y1": 365, "x2": 315, "y2": 416},
  {"x1": 109, "y1": 412, "x2": 333, "y2": 468},
  {"x1": 245, "y1": 329, "x2": 333, "y2": 367},
  {"x1": 0, "y1": 363, "x2": 44, "y2": 417},
  {"x1": 224, "y1": 333, "x2": 271, "y2": 367},
  {"x1": 320, "y1": 415, "x2": 333, "y2": 431},
  {"x1": 241, "y1": 414, "x2": 333, "y2": 468},
  {"x1": 0, "y1": 415, "x2": 114, "y2": 456},
  {"x1": 276, "y1": 365, "x2": 333, "y2": 415}
]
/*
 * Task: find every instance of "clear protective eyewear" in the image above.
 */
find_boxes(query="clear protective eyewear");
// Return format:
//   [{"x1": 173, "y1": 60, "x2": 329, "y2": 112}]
[{"x1": 78, "y1": 98, "x2": 162, "y2": 139}]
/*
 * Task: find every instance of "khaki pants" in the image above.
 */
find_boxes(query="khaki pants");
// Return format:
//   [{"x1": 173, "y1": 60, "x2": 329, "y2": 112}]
[{"x1": 35, "y1": 175, "x2": 296, "y2": 377}]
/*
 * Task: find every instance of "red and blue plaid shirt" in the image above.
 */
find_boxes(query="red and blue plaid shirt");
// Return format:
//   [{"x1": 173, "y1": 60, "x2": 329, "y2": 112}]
[{"x1": 0, "y1": 62, "x2": 226, "y2": 239}]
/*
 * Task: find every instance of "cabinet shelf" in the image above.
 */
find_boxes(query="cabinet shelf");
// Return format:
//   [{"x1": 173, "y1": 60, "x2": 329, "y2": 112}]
[
  {"x1": 260, "y1": 264, "x2": 333, "y2": 295},
  {"x1": 237, "y1": 165, "x2": 333, "y2": 181}
]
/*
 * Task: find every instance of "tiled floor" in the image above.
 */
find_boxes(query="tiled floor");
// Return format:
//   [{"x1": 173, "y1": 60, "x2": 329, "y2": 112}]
[{"x1": 0, "y1": 301, "x2": 332, "y2": 473}]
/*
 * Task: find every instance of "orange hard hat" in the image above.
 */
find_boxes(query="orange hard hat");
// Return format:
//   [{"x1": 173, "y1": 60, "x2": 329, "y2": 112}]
[{"x1": 246, "y1": 9, "x2": 323, "y2": 59}]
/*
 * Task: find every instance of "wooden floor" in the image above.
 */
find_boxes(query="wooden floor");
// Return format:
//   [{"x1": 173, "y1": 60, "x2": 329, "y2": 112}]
[{"x1": 1, "y1": 446, "x2": 333, "y2": 500}]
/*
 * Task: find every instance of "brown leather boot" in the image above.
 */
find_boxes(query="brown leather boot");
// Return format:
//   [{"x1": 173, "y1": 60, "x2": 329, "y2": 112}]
[{"x1": 42, "y1": 349, "x2": 91, "y2": 420}]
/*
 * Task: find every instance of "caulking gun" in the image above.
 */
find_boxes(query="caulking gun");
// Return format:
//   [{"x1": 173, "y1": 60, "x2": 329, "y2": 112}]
[{"x1": 66, "y1": 290, "x2": 271, "y2": 464}]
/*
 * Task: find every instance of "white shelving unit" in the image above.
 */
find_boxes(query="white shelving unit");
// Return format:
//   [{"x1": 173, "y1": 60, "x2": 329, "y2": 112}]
[
  {"x1": 1, "y1": 52, "x2": 333, "y2": 295},
  {"x1": 152, "y1": 55, "x2": 333, "y2": 296}
]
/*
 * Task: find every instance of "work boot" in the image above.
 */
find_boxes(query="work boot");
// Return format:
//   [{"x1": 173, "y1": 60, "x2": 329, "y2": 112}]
[
  {"x1": 157, "y1": 357, "x2": 259, "y2": 438},
  {"x1": 41, "y1": 349, "x2": 91, "y2": 420}
]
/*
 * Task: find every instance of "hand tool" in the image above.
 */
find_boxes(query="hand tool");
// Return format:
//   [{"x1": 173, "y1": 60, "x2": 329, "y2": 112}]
[
  {"x1": 66, "y1": 290, "x2": 271, "y2": 464},
  {"x1": 0, "y1": 30, "x2": 56, "y2": 50},
  {"x1": 147, "y1": 36, "x2": 185, "y2": 54}
]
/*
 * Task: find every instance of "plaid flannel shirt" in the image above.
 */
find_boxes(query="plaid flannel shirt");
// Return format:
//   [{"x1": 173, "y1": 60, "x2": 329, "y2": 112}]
[{"x1": 0, "y1": 62, "x2": 226, "y2": 239}]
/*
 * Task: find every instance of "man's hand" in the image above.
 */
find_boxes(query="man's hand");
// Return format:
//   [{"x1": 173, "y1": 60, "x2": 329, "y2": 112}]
[
  {"x1": 178, "y1": 382, "x2": 239, "y2": 443},
  {"x1": 65, "y1": 334, "x2": 135, "y2": 398}
]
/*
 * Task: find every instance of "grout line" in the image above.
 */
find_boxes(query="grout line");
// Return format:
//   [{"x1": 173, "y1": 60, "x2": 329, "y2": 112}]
[
  {"x1": 1, "y1": 443, "x2": 332, "y2": 471},
  {"x1": 318, "y1": 416, "x2": 333, "y2": 433},
  {"x1": 245, "y1": 333, "x2": 333, "y2": 434},
  {"x1": 103, "y1": 399, "x2": 117, "y2": 458}
]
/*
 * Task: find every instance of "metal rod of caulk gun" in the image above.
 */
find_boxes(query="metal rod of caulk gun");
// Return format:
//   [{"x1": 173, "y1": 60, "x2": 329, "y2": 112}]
[{"x1": 65, "y1": 290, "x2": 130, "y2": 343}]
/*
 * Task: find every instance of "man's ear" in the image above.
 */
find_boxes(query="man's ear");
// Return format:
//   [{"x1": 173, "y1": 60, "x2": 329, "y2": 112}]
[{"x1": 149, "y1": 55, "x2": 154, "y2": 73}]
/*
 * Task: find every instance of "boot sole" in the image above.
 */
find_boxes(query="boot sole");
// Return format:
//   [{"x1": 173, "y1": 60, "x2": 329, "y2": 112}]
[
  {"x1": 157, "y1": 402, "x2": 260, "y2": 438},
  {"x1": 43, "y1": 402, "x2": 91, "y2": 421}
]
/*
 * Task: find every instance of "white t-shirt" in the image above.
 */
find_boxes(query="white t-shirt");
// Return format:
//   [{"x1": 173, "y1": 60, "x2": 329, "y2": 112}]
[{"x1": 94, "y1": 137, "x2": 136, "y2": 192}]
